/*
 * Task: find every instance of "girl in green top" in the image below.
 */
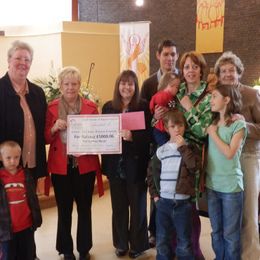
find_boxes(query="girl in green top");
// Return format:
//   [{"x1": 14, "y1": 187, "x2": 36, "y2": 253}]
[{"x1": 206, "y1": 84, "x2": 247, "y2": 260}]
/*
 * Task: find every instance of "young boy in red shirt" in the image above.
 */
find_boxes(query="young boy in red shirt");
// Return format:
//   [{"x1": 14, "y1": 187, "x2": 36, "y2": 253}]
[{"x1": 0, "y1": 141, "x2": 42, "y2": 260}]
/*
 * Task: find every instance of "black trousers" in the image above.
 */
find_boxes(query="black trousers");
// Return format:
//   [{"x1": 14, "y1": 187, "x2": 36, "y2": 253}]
[
  {"x1": 109, "y1": 178, "x2": 149, "y2": 252},
  {"x1": 51, "y1": 167, "x2": 95, "y2": 256},
  {"x1": 4, "y1": 227, "x2": 34, "y2": 260}
]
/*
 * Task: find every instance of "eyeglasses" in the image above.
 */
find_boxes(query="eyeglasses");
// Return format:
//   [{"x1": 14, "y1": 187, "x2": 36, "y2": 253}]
[{"x1": 219, "y1": 68, "x2": 237, "y2": 74}]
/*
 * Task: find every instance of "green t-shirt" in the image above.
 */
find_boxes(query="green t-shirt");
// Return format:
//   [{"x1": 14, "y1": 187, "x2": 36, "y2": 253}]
[{"x1": 206, "y1": 120, "x2": 247, "y2": 193}]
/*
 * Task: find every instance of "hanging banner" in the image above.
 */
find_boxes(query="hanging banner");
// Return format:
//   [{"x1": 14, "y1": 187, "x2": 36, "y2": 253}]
[
  {"x1": 120, "y1": 21, "x2": 150, "y2": 86},
  {"x1": 196, "y1": 0, "x2": 225, "y2": 53}
]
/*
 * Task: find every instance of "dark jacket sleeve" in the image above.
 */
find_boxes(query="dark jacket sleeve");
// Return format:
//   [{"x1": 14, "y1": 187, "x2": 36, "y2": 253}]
[
  {"x1": 140, "y1": 73, "x2": 158, "y2": 102},
  {"x1": 147, "y1": 154, "x2": 161, "y2": 198},
  {"x1": 178, "y1": 144, "x2": 201, "y2": 174},
  {"x1": 101, "y1": 100, "x2": 152, "y2": 182},
  {"x1": 0, "y1": 182, "x2": 12, "y2": 242},
  {"x1": 175, "y1": 144, "x2": 201, "y2": 196},
  {"x1": 0, "y1": 74, "x2": 47, "y2": 178},
  {"x1": 25, "y1": 169, "x2": 42, "y2": 230},
  {"x1": 101, "y1": 101, "x2": 120, "y2": 178}
]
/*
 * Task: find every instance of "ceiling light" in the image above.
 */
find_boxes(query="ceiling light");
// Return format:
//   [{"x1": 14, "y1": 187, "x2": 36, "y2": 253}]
[{"x1": 135, "y1": 0, "x2": 144, "y2": 7}]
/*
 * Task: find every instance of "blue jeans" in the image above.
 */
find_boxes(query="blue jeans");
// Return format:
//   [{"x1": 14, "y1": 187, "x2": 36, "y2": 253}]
[
  {"x1": 155, "y1": 197, "x2": 194, "y2": 260},
  {"x1": 0, "y1": 242, "x2": 8, "y2": 260},
  {"x1": 207, "y1": 189, "x2": 243, "y2": 260}
]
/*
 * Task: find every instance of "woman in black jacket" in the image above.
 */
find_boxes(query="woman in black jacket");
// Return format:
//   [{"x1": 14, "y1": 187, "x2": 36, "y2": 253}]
[
  {"x1": 0, "y1": 40, "x2": 47, "y2": 179},
  {"x1": 102, "y1": 70, "x2": 151, "y2": 258},
  {"x1": 0, "y1": 40, "x2": 47, "y2": 260}
]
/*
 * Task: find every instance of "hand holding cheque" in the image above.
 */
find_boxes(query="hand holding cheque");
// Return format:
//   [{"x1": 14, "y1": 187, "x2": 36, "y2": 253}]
[{"x1": 67, "y1": 111, "x2": 145, "y2": 155}]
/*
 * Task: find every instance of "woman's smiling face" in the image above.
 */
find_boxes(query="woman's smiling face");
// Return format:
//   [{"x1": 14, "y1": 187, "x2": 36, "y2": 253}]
[
  {"x1": 182, "y1": 57, "x2": 201, "y2": 85},
  {"x1": 219, "y1": 63, "x2": 240, "y2": 85},
  {"x1": 119, "y1": 78, "x2": 135, "y2": 101}
]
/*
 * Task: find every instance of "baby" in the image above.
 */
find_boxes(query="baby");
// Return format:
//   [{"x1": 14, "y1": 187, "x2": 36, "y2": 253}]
[{"x1": 150, "y1": 72, "x2": 181, "y2": 146}]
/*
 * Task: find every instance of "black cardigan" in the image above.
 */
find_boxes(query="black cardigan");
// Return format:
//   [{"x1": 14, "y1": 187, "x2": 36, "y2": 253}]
[
  {"x1": 0, "y1": 73, "x2": 47, "y2": 178},
  {"x1": 101, "y1": 99, "x2": 152, "y2": 183}
]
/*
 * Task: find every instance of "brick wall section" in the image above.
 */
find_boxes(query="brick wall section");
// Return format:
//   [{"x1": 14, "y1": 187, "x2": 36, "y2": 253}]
[{"x1": 79, "y1": 0, "x2": 260, "y2": 85}]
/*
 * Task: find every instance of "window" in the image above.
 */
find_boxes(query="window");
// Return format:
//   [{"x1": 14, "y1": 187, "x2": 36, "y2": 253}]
[{"x1": 0, "y1": 0, "x2": 71, "y2": 26}]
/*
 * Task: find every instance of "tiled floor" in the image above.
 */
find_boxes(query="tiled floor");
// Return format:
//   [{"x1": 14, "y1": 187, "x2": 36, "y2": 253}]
[{"x1": 35, "y1": 190, "x2": 214, "y2": 260}]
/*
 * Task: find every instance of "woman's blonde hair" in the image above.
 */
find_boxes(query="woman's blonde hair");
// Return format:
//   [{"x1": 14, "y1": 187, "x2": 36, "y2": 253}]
[
  {"x1": 158, "y1": 72, "x2": 180, "y2": 91},
  {"x1": 58, "y1": 66, "x2": 81, "y2": 87}
]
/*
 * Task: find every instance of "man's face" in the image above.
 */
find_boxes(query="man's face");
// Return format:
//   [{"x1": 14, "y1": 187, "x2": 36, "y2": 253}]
[{"x1": 156, "y1": 46, "x2": 178, "y2": 73}]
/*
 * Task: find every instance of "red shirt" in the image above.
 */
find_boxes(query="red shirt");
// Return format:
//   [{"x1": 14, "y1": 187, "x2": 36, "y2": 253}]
[
  {"x1": 0, "y1": 168, "x2": 32, "y2": 232},
  {"x1": 150, "y1": 91, "x2": 175, "y2": 131}
]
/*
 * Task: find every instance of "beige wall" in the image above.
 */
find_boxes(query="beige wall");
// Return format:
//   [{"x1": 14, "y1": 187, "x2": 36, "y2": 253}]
[
  {"x1": 0, "y1": 22, "x2": 120, "y2": 107},
  {"x1": 0, "y1": 25, "x2": 62, "y2": 79},
  {"x1": 61, "y1": 22, "x2": 120, "y2": 107}
]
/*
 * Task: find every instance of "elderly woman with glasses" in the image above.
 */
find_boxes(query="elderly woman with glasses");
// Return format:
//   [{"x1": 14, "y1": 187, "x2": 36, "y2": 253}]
[
  {"x1": 0, "y1": 40, "x2": 47, "y2": 260},
  {"x1": 0, "y1": 40, "x2": 47, "y2": 180}
]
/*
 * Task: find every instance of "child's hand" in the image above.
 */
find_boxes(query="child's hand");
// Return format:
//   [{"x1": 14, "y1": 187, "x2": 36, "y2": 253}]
[
  {"x1": 154, "y1": 196, "x2": 160, "y2": 203},
  {"x1": 154, "y1": 105, "x2": 168, "y2": 120},
  {"x1": 231, "y1": 113, "x2": 245, "y2": 122},
  {"x1": 207, "y1": 124, "x2": 218, "y2": 136},
  {"x1": 175, "y1": 135, "x2": 186, "y2": 147}
]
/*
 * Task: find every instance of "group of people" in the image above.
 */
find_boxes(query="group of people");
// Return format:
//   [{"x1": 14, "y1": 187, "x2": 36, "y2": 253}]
[
  {"x1": 0, "y1": 38, "x2": 259, "y2": 260},
  {"x1": 142, "y1": 40, "x2": 260, "y2": 260},
  {"x1": 0, "y1": 41, "x2": 102, "y2": 260}
]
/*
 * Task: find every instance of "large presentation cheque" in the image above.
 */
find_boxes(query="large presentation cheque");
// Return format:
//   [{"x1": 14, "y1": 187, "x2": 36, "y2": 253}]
[{"x1": 67, "y1": 114, "x2": 122, "y2": 155}]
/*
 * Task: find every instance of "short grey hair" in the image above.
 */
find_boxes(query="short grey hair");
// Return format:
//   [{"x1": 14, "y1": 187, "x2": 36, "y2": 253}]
[
  {"x1": 7, "y1": 40, "x2": 34, "y2": 61},
  {"x1": 214, "y1": 51, "x2": 244, "y2": 78}
]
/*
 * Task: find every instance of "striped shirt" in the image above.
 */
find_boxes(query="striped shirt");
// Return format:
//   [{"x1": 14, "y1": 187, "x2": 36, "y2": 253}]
[{"x1": 157, "y1": 142, "x2": 190, "y2": 200}]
